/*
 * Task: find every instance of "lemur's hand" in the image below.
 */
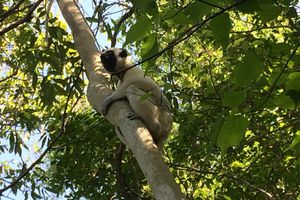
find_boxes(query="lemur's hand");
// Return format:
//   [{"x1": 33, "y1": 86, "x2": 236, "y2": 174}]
[{"x1": 100, "y1": 96, "x2": 113, "y2": 115}]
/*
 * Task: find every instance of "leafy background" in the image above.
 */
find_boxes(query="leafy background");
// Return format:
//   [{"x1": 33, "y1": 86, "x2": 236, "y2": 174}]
[{"x1": 1, "y1": 0, "x2": 300, "y2": 199}]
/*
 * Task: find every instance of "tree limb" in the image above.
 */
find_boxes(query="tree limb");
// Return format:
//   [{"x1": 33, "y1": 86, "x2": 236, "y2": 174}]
[
  {"x1": 57, "y1": 1, "x2": 186, "y2": 199},
  {"x1": 111, "y1": 7, "x2": 134, "y2": 47}
]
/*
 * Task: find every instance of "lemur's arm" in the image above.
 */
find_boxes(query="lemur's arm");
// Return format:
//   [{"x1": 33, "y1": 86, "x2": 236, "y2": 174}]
[
  {"x1": 100, "y1": 85, "x2": 129, "y2": 115},
  {"x1": 101, "y1": 79, "x2": 155, "y2": 115}
]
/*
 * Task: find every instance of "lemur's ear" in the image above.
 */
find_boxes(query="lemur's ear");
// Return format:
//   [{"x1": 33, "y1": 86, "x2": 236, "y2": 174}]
[{"x1": 119, "y1": 49, "x2": 128, "y2": 58}]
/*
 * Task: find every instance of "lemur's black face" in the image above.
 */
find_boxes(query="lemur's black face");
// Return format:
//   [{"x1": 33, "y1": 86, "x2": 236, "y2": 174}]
[{"x1": 100, "y1": 48, "x2": 128, "y2": 72}]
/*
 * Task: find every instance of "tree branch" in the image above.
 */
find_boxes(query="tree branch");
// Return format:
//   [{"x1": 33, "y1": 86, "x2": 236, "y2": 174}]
[
  {"x1": 254, "y1": 42, "x2": 300, "y2": 110},
  {"x1": 0, "y1": 0, "x2": 26, "y2": 23},
  {"x1": 230, "y1": 25, "x2": 293, "y2": 34},
  {"x1": 196, "y1": 0, "x2": 225, "y2": 10},
  {"x1": 0, "y1": 69, "x2": 18, "y2": 83},
  {"x1": 57, "y1": 1, "x2": 186, "y2": 199},
  {"x1": 225, "y1": 173, "x2": 275, "y2": 200},
  {"x1": 115, "y1": 143, "x2": 140, "y2": 199},
  {"x1": 0, "y1": 0, "x2": 43, "y2": 36},
  {"x1": 111, "y1": 7, "x2": 134, "y2": 47}
]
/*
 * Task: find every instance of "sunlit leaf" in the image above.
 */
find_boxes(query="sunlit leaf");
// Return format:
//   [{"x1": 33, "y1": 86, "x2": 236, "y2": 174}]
[
  {"x1": 141, "y1": 34, "x2": 157, "y2": 57},
  {"x1": 286, "y1": 131, "x2": 300, "y2": 151}
]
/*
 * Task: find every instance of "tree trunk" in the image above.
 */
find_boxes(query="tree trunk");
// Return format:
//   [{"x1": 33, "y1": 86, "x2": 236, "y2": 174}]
[{"x1": 57, "y1": 1, "x2": 185, "y2": 199}]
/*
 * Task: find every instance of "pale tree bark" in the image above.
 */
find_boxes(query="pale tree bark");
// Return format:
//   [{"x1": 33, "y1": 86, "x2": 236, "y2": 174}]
[{"x1": 57, "y1": 0, "x2": 185, "y2": 199}]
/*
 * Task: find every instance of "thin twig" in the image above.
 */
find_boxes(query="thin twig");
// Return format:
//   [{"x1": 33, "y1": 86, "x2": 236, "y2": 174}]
[
  {"x1": 0, "y1": 0, "x2": 26, "y2": 22},
  {"x1": 196, "y1": 0, "x2": 225, "y2": 10},
  {"x1": 254, "y1": 42, "x2": 300, "y2": 111},
  {"x1": 225, "y1": 173, "x2": 275, "y2": 200},
  {"x1": 0, "y1": 69, "x2": 18, "y2": 82},
  {"x1": 231, "y1": 25, "x2": 292, "y2": 34}
]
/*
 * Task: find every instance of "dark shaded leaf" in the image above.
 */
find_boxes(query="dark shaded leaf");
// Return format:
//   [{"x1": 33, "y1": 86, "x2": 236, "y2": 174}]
[
  {"x1": 125, "y1": 16, "x2": 152, "y2": 45},
  {"x1": 217, "y1": 115, "x2": 249, "y2": 154},
  {"x1": 210, "y1": 13, "x2": 232, "y2": 50},
  {"x1": 222, "y1": 90, "x2": 246, "y2": 108},
  {"x1": 273, "y1": 94, "x2": 295, "y2": 110},
  {"x1": 234, "y1": 51, "x2": 264, "y2": 87},
  {"x1": 286, "y1": 72, "x2": 300, "y2": 91}
]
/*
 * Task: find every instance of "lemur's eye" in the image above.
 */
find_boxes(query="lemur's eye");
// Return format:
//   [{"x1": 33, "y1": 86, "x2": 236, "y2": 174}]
[{"x1": 119, "y1": 49, "x2": 127, "y2": 58}]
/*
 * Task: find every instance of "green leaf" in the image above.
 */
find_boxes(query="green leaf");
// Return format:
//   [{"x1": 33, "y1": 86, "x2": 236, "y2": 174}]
[
  {"x1": 287, "y1": 90, "x2": 300, "y2": 106},
  {"x1": 286, "y1": 131, "x2": 300, "y2": 151},
  {"x1": 129, "y1": 0, "x2": 158, "y2": 15},
  {"x1": 271, "y1": 43, "x2": 291, "y2": 56},
  {"x1": 40, "y1": 78, "x2": 56, "y2": 106},
  {"x1": 236, "y1": 0, "x2": 261, "y2": 13},
  {"x1": 9, "y1": 132, "x2": 15, "y2": 153},
  {"x1": 211, "y1": 117, "x2": 225, "y2": 144},
  {"x1": 125, "y1": 16, "x2": 153, "y2": 45},
  {"x1": 234, "y1": 51, "x2": 264, "y2": 87},
  {"x1": 186, "y1": 1, "x2": 212, "y2": 22},
  {"x1": 268, "y1": 67, "x2": 288, "y2": 86},
  {"x1": 49, "y1": 27, "x2": 66, "y2": 41},
  {"x1": 273, "y1": 95, "x2": 295, "y2": 110},
  {"x1": 0, "y1": 5, "x2": 3, "y2": 16},
  {"x1": 164, "y1": 10, "x2": 190, "y2": 25},
  {"x1": 258, "y1": 4, "x2": 281, "y2": 22},
  {"x1": 32, "y1": 72, "x2": 38, "y2": 91},
  {"x1": 205, "y1": 117, "x2": 225, "y2": 162},
  {"x1": 217, "y1": 115, "x2": 249, "y2": 154},
  {"x1": 141, "y1": 33, "x2": 159, "y2": 69},
  {"x1": 54, "y1": 84, "x2": 66, "y2": 95},
  {"x1": 141, "y1": 34, "x2": 159, "y2": 70},
  {"x1": 222, "y1": 90, "x2": 246, "y2": 108},
  {"x1": 141, "y1": 34, "x2": 157, "y2": 57},
  {"x1": 210, "y1": 13, "x2": 232, "y2": 50},
  {"x1": 286, "y1": 72, "x2": 300, "y2": 91},
  {"x1": 86, "y1": 17, "x2": 98, "y2": 23}
]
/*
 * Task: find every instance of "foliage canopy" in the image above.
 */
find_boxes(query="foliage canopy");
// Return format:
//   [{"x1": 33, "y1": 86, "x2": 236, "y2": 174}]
[{"x1": 1, "y1": 0, "x2": 300, "y2": 199}]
